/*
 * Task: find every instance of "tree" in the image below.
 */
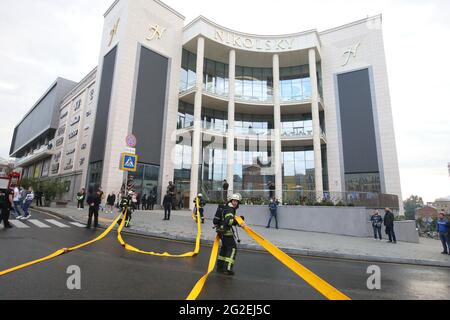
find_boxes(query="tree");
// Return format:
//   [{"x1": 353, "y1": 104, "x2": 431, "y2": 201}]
[{"x1": 403, "y1": 195, "x2": 424, "y2": 220}]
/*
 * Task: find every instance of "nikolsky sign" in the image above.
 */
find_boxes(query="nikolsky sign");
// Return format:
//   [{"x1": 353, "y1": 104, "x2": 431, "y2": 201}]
[{"x1": 214, "y1": 29, "x2": 296, "y2": 51}]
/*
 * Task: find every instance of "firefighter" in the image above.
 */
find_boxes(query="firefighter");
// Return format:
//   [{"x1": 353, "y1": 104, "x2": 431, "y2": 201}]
[
  {"x1": 118, "y1": 191, "x2": 133, "y2": 228},
  {"x1": 193, "y1": 193, "x2": 206, "y2": 224},
  {"x1": 0, "y1": 185, "x2": 13, "y2": 229},
  {"x1": 215, "y1": 193, "x2": 244, "y2": 276}
]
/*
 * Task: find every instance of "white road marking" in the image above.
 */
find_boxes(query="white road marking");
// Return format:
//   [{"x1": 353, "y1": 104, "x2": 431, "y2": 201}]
[
  {"x1": 45, "y1": 219, "x2": 70, "y2": 228},
  {"x1": 10, "y1": 220, "x2": 30, "y2": 228},
  {"x1": 28, "y1": 220, "x2": 51, "y2": 228},
  {"x1": 70, "y1": 222, "x2": 86, "y2": 228}
]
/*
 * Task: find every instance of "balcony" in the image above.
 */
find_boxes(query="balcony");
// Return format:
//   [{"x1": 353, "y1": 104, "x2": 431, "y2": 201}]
[{"x1": 15, "y1": 144, "x2": 54, "y2": 168}]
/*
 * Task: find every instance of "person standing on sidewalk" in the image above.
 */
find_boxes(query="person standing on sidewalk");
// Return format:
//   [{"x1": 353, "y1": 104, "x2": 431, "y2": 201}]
[
  {"x1": 86, "y1": 189, "x2": 101, "y2": 229},
  {"x1": 383, "y1": 208, "x2": 397, "y2": 244},
  {"x1": 370, "y1": 210, "x2": 383, "y2": 241},
  {"x1": 266, "y1": 199, "x2": 279, "y2": 229},
  {"x1": 77, "y1": 188, "x2": 86, "y2": 210},
  {"x1": 163, "y1": 191, "x2": 172, "y2": 221},
  {"x1": 106, "y1": 192, "x2": 116, "y2": 214},
  {"x1": 20, "y1": 187, "x2": 34, "y2": 220},
  {"x1": 222, "y1": 180, "x2": 229, "y2": 202},
  {"x1": 35, "y1": 189, "x2": 43, "y2": 207},
  {"x1": 437, "y1": 211, "x2": 450, "y2": 255}
]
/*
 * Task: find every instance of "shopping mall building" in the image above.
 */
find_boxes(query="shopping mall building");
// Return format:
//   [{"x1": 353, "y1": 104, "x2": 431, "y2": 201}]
[{"x1": 9, "y1": 0, "x2": 403, "y2": 210}]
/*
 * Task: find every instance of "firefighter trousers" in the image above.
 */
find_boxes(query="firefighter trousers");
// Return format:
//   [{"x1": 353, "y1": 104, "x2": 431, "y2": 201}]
[{"x1": 217, "y1": 234, "x2": 237, "y2": 272}]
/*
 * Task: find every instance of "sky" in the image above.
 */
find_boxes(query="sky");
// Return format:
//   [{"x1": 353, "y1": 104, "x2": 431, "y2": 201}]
[{"x1": 0, "y1": 0, "x2": 449, "y2": 202}]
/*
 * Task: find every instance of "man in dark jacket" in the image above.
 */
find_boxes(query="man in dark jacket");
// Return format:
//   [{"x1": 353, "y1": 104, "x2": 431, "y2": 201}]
[
  {"x1": 266, "y1": 199, "x2": 279, "y2": 229},
  {"x1": 383, "y1": 208, "x2": 396, "y2": 244},
  {"x1": 193, "y1": 193, "x2": 206, "y2": 224},
  {"x1": 0, "y1": 186, "x2": 13, "y2": 229},
  {"x1": 370, "y1": 210, "x2": 383, "y2": 240},
  {"x1": 163, "y1": 192, "x2": 172, "y2": 220},
  {"x1": 86, "y1": 189, "x2": 101, "y2": 229}
]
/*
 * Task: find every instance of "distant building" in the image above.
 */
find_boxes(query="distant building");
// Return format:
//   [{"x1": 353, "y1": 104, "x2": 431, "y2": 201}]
[
  {"x1": 415, "y1": 206, "x2": 439, "y2": 220},
  {"x1": 433, "y1": 199, "x2": 450, "y2": 215},
  {"x1": 0, "y1": 158, "x2": 14, "y2": 177}
]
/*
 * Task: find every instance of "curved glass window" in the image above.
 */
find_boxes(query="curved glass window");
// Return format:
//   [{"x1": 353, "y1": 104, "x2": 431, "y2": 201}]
[
  {"x1": 180, "y1": 49, "x2": 197, "y2": 93},
  {"x1": 280, "y1": 65, "x2": 311, "y2": 102},
  {"x1": 203, "y1": 58, "x2": 229, "y2": 97},
  {"x1": 235, "y1": 113, "x2": 274, "y2": 136},
  {"x1": 235, "y1": 66, "x2": 273, "y2": 102},
  {"x1": 177, "y1": 101, "x2": 194, "y2": 129},
  {"x1": 201, "y1": 107, "x2": 228, "y2": 133}
]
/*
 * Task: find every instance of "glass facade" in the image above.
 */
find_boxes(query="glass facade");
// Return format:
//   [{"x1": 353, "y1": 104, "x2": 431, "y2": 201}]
[
  {"x1": 282, "y1": 146, "x2": 315, "y2": 191},
  {"x1": 234, "y1": 149, "x2": 274, "y2": 192},
  {"x1": 202, "y1": 107, "x2": 228, "y2": 133},
  {"x1": 345, "y1": 173, "x2": 381, "y2": 193},
  {"x1": 177, "y1": 101, "x2": 194, "y2": 129},
  {"x1": 128, "y1": 163, "x2": 160, "y2": 198},
  {"x1": 235, "y1": 113, "x2": 274, "y2": 136},
  {"x1": 203, "y1": 58, "x2": 229, "y2": 96},
  {"x1": 281, "y1": 114, "x2": 313, "y2": 137},
  {"x1": 202, "y1": 144, "x2": 228, "y2": 193},
  {"x1": 179, "y1": 49, "x2": 197, "y2": 93},
  {"x1": 235, "y1": 66, "x2": 273, "y2": 102},
  {"x1": 280, "y1": 65, "x2": 311, "y2": 102}
]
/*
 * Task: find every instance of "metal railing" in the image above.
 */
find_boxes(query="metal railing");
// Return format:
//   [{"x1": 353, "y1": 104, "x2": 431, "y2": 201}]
[{"x1": 202, "y1": 189, "x2": 399, "y2": 209}]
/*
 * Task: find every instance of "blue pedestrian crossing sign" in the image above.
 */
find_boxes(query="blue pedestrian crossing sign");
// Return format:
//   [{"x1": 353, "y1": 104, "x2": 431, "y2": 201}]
[{"x1": 120, "y1": 153, "x2": 138, "y2": 172}]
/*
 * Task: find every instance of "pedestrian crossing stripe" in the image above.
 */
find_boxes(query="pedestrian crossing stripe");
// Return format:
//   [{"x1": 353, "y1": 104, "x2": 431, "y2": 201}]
[
  {"x1": 70, "y1": 222, "x2": 86, "y2": 228},
  {"x1": 10, "y1": 220, "x2": 30, "y2": 228},
  {"x1": 45, "y1": 219, "x2": 70, "y2": 228},
  {"x1": 29, "y1": 220, "x2": 51, "y2": 228}
]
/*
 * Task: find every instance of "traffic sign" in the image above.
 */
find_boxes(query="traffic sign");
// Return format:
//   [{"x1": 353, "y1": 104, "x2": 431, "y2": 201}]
[
  {"x1": 120, "y1": 153, "x2": 138, "y2": 172},
  {"x1": 126, "y1": 134, "x2": 137, "y2": 148}
]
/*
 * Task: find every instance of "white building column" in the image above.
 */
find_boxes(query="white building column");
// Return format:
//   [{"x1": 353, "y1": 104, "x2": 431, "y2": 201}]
[
  {"x1": 189, "y1": 37, "x2": 205, "y2": 208},
  {"x1": 273, "y1": 54, "x2": 283, "y2": 201},
  {"x1": 226, "y1": 49, "x2": 236, "y2": 197},
  {"x1": 308, "y1": 48, "x2": 324, "y2": 198}
]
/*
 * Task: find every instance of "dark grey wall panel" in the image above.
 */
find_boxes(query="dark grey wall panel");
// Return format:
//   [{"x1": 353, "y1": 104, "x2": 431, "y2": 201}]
[
  {"x1": 132, "y1": 46, "x2": 168, "y2": 165},
  {"x1": 337, "y1": 69, "x2": 379, "y2": 174},
  {"x1": 10, "y1": 78, "x2": 76, "y2": 156},
  {"x1": 89, "y1": 47, "x2": 117, "y2": 164}
]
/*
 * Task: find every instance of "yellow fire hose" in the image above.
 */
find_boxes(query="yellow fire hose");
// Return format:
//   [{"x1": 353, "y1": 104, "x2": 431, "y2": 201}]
[
  {"x1": 186, "y1": 216, "x2": 351, "y2": 301},
  {"x1": 116, "y1": 200, "x2": 202, "y2": 257},
  {"x1": 0, "y1": 213, "x2": 122, "y2": 277}
]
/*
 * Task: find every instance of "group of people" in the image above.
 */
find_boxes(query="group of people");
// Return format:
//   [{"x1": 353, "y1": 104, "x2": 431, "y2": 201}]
[
  {"x1": 0, "y1": 184, "x2": 35, "y2": 229},
  {"x1": 370, "y1": 208, "x2": 398, "y2": 243}
]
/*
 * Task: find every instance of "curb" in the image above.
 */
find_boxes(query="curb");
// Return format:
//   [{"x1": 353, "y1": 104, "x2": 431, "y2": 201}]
[{"x1": 33, "y1": 207, "x2": 450, "y2": 268}]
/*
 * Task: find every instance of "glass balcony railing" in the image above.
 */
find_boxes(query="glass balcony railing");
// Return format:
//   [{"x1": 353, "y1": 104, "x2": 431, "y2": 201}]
[
  {"x1": 235, "y1": 127, "x2": 273, "y2": 137},
  {"x1": 235, "y1": 94, "x2": 273, "y2": 104}
]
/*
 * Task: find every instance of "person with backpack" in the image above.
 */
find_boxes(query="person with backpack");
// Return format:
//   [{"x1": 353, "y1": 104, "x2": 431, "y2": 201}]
[
  {"x1": 266, "y1": 198, "x2": 279, "y2": 229},
  {"x1": 117, "y1": 192, "x2": 133, "y2": 228},
  {"x1": 213, "y1": 193, "x2": 246, "y2": 276},
  {"x1": 370, "y1": 210, "x2": 383, "y2": 241},
  {"x1": 193, "y1": 193, "x2": 206, "y2": 224}
]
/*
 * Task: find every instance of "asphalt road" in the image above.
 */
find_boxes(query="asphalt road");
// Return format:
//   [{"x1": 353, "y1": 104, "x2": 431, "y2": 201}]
[{"x1": 1, "y1": 210, "x2": 449, "y2": 300}]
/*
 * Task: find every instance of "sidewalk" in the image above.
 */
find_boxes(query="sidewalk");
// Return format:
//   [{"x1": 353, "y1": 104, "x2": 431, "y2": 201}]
[{"x1": 36, "y1": 205, "x2": 450, "y2": 267}]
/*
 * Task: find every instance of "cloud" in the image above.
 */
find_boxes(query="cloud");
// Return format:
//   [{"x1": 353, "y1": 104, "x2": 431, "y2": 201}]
[{"x1": 0, "y1": 0, "x2": 448, "y2": 202}]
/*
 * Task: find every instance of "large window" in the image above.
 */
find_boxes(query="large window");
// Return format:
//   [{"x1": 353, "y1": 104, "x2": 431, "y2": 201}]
[
  {"x1": 345, "y1": 173, "x2": 381, "y2": 193},
  {"x1": 282, "y1": 147, "x2": 315, "y2": 191},
  {"x1": 281, "y1": 114, "x2": 313, "y2": 137},
  {"x1": 128, "y1": 163, "x2": 160, "y2": 198},
  {"x1": 235, "y1": 66, "x2": 273, "y2": 102},
  {"x1": 177, "y1": 101, "x2": 194, "y2": 129},
  {"x1": 203, "y1": 58, "x2": 229, "y2": 97},
  {"x1": 202, "y1": 145, "x2": 227, "y2": 193},
  {"x1": 280, "y1": 65, "x2": 311, "y2": 102},
  {"x1": 234, "y1": 149, "x2": 274, "y2": 192},
  {"x1": 180, "y1": 49, "x2": 197, "y2": 93},
  {"x1": 235, "y1": 113, "x2": 274, "y2": 136},
  {"x1": 202, "y1": 107, "x2": 228, "y2": 133}
]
